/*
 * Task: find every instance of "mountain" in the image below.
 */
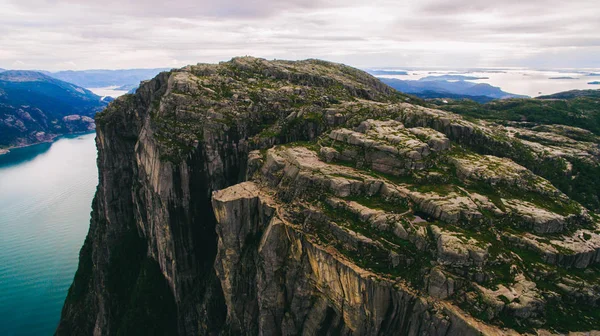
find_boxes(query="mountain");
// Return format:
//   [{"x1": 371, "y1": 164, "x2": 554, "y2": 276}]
[
  {"x1": 57, "y1": 57, "x2": 600, "y2": 335},
  {"x1": 365, "y1": 69, "x2": 409, "y2": 75},
  {"x1": 47, "y1": 68, "x2": 169, "y2": 88},
  {"x1": 114, "y1": 83, "x2": 139, "y2": 91},
  {"x1": 418, "y1": 74, "x2": 489, "y2": 81},
  {"x1": 0, "y1": 70, "x2": 107, "y2": 148},
  {"x1": 379, "y1": 77, "x2": 527, "y2": 101}
]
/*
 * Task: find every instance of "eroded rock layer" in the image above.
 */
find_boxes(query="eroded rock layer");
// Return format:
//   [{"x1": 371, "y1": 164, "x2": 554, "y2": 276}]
[{"x1": 58, "y1": 57, "x2": 600, "y2": 335}]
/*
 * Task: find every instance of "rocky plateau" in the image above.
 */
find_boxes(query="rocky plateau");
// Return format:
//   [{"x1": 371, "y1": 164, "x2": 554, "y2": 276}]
[{"x1": 57, "y1": 57, "x2": 600, "y2": 335}]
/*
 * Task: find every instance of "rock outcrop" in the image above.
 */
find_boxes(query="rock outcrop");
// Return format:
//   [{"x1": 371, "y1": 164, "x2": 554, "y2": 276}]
[{"x1": 57, "y1": 57, "x2": 600, "y2": 335}]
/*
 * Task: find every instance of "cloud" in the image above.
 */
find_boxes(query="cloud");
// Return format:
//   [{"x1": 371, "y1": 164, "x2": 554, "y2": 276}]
[{"x1": 0, "y1": 0, "x2": 598, "y2": 70}]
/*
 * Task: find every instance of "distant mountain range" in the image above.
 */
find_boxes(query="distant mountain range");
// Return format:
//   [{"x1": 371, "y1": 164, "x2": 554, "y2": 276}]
[
  {"x1": 0, "y1": 70, "x2": 108, "y2": 149},
  {"x1": 0, "y1": 67, "x2": 166, "y2": 96},
  {"x1": 365, "y1": 69, "x2": 409, "y2": 76},
  {"x1": 379, "y1": 76, "x2": 527, "y2": 103},
  {"x1": 406, "y1": 90, "x2": 498, "y2": 103},
  {"x1": 45, "y1": 68, "x2": 169, "y2": 89}
]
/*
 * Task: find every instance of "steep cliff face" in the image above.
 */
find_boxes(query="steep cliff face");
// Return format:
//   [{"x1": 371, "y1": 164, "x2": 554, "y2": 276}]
[
  {"x1": 211, "y1": 182, "x2": 501, "y2": 335},
  {"x1": 57, "y1": 57, "x2": 400, "y2": 335},
  {"x1": 58, "y1": 57, "x2": 600, "y2": 335}
]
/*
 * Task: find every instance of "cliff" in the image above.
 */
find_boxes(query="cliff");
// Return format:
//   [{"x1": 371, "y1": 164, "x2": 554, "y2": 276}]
[{"x1": 57, "y1": 57, "x2": 600, "y2": 335}]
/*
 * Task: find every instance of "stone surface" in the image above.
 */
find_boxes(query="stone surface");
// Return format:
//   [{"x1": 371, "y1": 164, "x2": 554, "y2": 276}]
[{"x1": 57, "y1": 57, "x2": 600, "y2": 336}]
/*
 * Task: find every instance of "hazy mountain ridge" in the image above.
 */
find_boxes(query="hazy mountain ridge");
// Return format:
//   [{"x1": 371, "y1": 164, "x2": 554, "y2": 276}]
[
  {"x1": 379, "y1": 77, "x2": 527, "y2": 102},
  {"x1": 46, "y1": 68, "x2": 169, "y2": 88},
  {"x1": 0, "y1": 70, "x2": 107, "y2": 149}
]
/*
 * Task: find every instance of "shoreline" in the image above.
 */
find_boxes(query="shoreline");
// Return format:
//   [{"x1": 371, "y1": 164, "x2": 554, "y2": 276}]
[{"x1": 0, "y1": 130, "x2": 97, "y2": 156}]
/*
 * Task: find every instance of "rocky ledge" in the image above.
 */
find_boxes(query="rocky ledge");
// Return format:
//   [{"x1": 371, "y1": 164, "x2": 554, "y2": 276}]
[{"x1": 57, "y1": 57, "x2": 600, "y2": 335}]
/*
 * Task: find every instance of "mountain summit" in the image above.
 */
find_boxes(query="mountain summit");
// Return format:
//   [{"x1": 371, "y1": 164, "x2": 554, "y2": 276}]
[{"x1": 57, "y1": 57, "x2": 600, "y2": 335}]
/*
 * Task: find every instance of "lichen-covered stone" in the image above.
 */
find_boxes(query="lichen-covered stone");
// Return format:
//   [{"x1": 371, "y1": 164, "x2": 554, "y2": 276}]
[{"x1": 58, "y1": 57, "x2": 600, "y2": 336}]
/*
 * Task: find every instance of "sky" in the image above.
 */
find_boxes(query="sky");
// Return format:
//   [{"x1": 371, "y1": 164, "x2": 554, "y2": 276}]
[{"x1": 1, "y1": 0, "x2": 599, "y2": 71}]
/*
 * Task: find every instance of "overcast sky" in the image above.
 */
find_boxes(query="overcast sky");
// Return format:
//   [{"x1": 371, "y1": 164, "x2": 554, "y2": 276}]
[{"x1": 1, "y1": 0, "x2": 599, "y2": 71}]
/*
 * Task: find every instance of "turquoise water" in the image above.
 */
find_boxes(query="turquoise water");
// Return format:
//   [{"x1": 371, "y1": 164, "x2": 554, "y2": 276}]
[{"x1": 0, "y1": 133, "x2": 98, "y2": 336}]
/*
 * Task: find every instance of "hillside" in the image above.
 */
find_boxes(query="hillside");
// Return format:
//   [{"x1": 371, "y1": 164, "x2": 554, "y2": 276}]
[
  {"x1": 57, "y1": 57, "x2": 600, "y2": 335},
  {"x1": 434, "y1": 92, "x2": 600, "y2": 140},
  {"x1": 428, "y1": 92, "x2": 600, "y2": 211},
  {"x1": 0, "y1": 71, "x2": 107, "y2": 148},
  {"x1": 537, "y1": 89, "x2": 600, "y2": 100}
]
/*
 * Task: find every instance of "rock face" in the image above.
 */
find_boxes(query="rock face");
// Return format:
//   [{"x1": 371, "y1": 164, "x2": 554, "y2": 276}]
[
  {"x1": 57, "y1": 57, "x2": 600, "y2": 335},
  {"x1": 211, "y1": 182, "x2": 495, "y2": 336}
]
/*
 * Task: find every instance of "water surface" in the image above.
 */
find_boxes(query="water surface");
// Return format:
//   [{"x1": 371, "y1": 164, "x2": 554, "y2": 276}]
[{"x1": 0, "y1": 133, "x2": 98, "y2": 336}]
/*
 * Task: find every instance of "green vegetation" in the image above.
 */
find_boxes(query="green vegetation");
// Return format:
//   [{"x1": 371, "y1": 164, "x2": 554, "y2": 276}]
[
  {"x1": 442, "y1": 110, "x2": 599, "y2": 212},
  {"x1": 438, "y1": 96, "x2": 600, "y2": 136},
  {"x1": 466, "y1": 180, "x2": 581, "y2": 217},
  {"x1": 544, "y1": 299, "x2": 600, "y2": 332},
  {"x1": 318, "y1": 201, "x2": 432, "y2": 286},
  {"x1": 423, "y1": 95, "x2": 600, "y2": 211},
  {"x1": 344, "y1": 195, "x2": 409, "y2": 213}
]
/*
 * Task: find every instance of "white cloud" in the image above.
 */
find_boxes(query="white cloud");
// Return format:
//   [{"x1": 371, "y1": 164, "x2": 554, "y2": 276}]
[{"x1": 0, "y1": 0, "x2": 598, "y2": 70}]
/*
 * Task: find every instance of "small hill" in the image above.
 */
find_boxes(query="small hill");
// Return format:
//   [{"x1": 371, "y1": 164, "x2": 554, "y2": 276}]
[
  {"x1": 58, "y1": 57, "x2": 600, "y2": 336},
  {"x1": 538, "y1": 89, "x2": 600, "y2": 100}
]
